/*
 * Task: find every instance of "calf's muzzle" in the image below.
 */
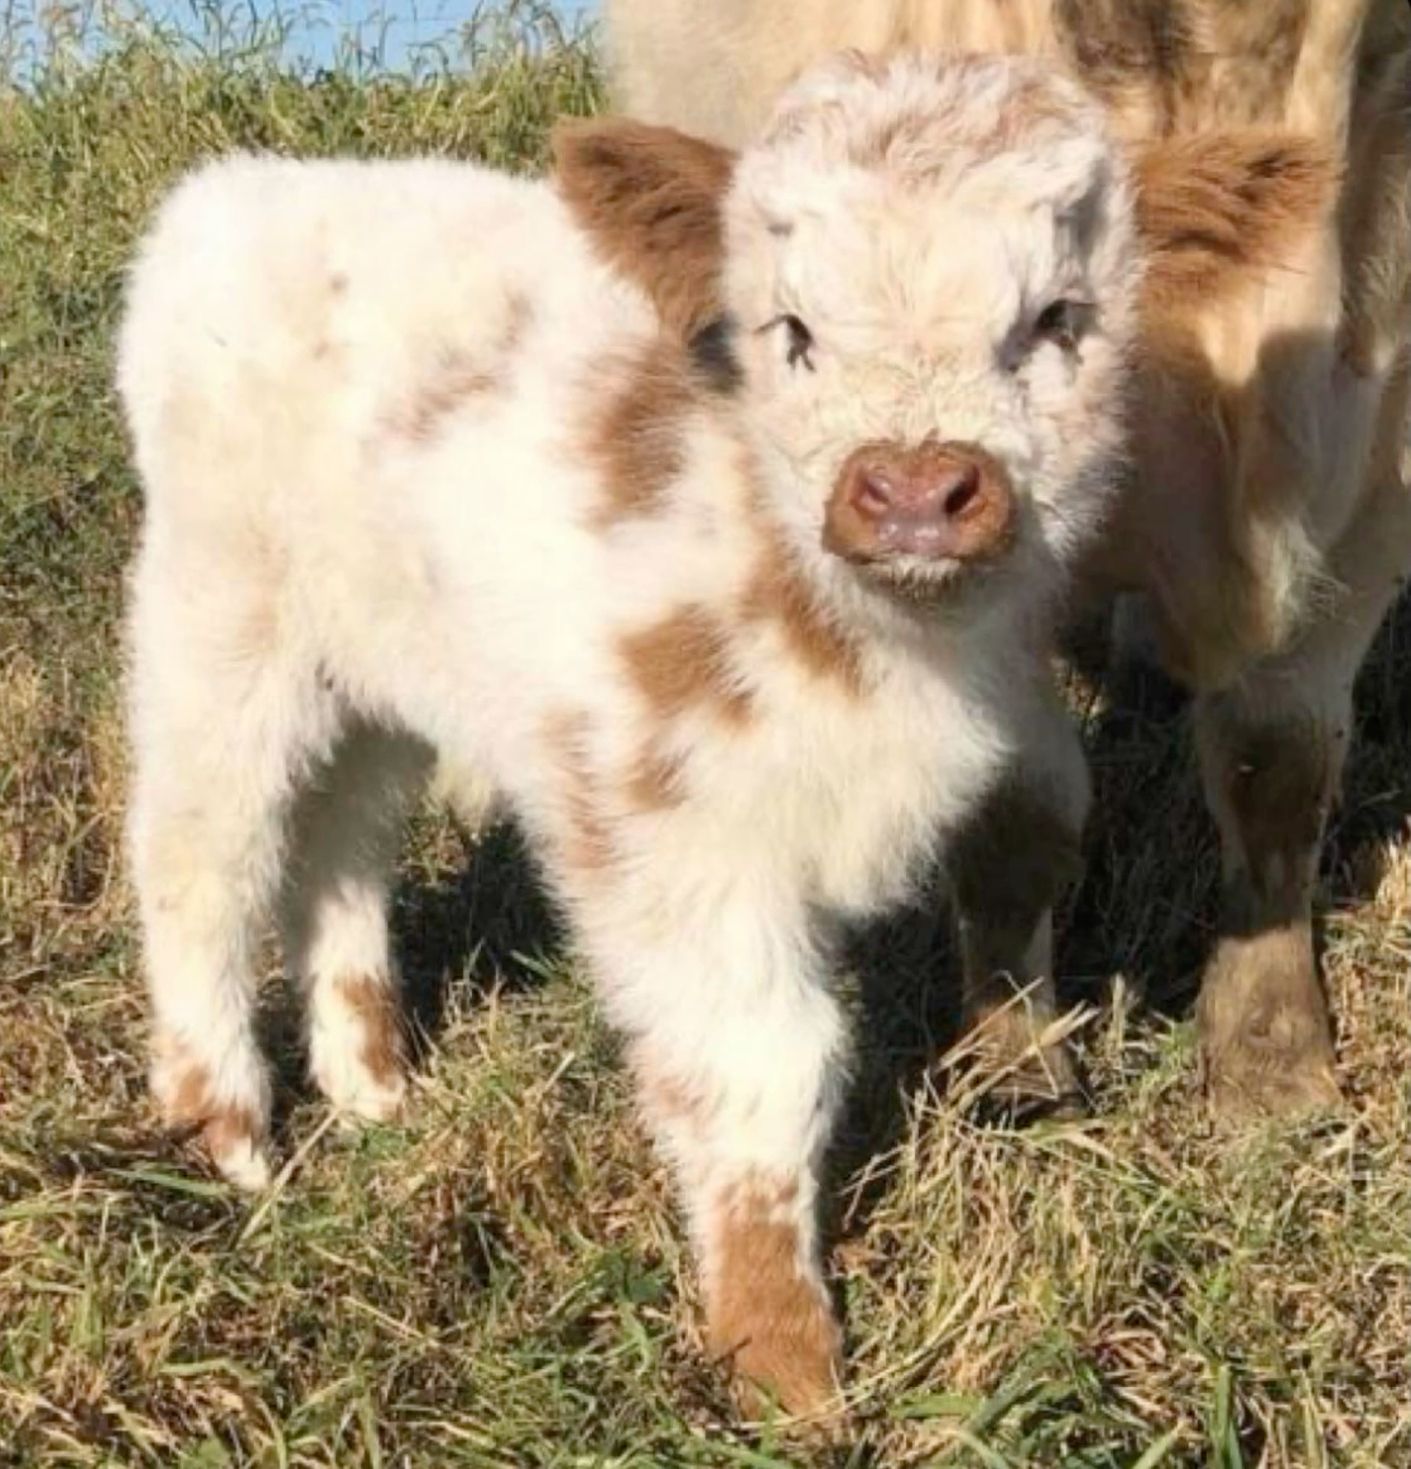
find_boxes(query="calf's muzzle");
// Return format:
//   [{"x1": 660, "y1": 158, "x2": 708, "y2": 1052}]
[{"x1": 824, "y1": 440, "x2": 1014, "y2": 565}]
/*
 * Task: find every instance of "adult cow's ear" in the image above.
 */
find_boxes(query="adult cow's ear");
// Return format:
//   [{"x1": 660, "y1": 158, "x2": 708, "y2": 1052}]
[
  {"x1": 1132, "y1": 130, "x2": 1338, "y2": 314},
  {"x1": 552, "y1": 117, "x2": 738, "y2": 340}
]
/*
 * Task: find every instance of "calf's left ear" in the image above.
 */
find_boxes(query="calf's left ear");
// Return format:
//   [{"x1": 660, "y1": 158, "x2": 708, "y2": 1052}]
[{"x1": 552, "y1": 117, "x2": 737, "y2": 340}]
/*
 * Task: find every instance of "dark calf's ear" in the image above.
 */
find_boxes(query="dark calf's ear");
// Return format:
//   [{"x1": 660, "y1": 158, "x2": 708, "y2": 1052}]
[
  {"x1": 552, "y1": 117, "x2": 737, "y2": 339},
  {"x1": 1132, "y1": 130, "x2": 1338, "y2": 312}
]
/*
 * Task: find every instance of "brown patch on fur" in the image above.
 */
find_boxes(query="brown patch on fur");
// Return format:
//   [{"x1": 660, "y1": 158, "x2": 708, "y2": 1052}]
[
  {"x1": 1133, "y1": 130, "x2": 1337, "y2": 315},
  {"x1": 624, "y1": 737, "x2": 685, "y2": 810},
  {"x1": 334, "y1": 975, "x2": 406, "y2": 1090},
  {"x1": 740, "y1": 529, "x2": 863, "y2": 696},
  {"x1": 553, "y1": 117, "x2": 735, "y2": 340},
  {"x1": 204, "y1": 1106, "x2": 264, "y2": 1162},
  {"x1": 544, "y1": 710, "x2": 615, "y2": 874},
  {"x1": 164, "y1": 1058, "x2": 263, "y2": 1163},
  {"x1": 619, "y1": 605, "x2": 754, "y2": 726},
  {"x1": 387, "y1": 296, "x2": 531, "y2": 442},
  {"x1": 585, "y1": 339, "x2": 696, "y2": 526},
  {"x1": 706, "y1": 1176, "x2": 842, "y2": 1418},
  {"x1": 390, "y1": 349, "x2": 505, "y2": 440},
  {"x1": 167, "y1": 1059, "x2": 215, "y2": 1126}
]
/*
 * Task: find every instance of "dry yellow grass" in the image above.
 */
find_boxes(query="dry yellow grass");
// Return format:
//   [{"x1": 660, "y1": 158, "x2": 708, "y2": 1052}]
[{"x1": 2, "y1": 8, "x2": 1410, "y2": 1465}]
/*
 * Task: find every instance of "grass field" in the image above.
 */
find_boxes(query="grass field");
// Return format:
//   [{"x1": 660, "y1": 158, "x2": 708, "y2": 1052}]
[{"x1": 3, "y1": 7, "x2": 1411, "y2": 1465}]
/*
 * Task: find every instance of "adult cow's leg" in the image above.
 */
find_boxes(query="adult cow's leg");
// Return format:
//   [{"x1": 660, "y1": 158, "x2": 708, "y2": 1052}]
[
  {"x1": 1195, "y1": 411, "x2": 1411, "y2": 1116},
  {"x1": 947, "y1": 689, "x2": 1088, "y2": 1111}
]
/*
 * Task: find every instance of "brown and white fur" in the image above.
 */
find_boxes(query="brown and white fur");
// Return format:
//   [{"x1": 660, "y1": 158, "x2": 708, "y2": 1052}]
[
  {"x1": 118, "y1": 50, "x2": 1336, "y2": 1413},
  {"x1": 607, "y1": 0, "x2": 1411, "y2": 1118}
]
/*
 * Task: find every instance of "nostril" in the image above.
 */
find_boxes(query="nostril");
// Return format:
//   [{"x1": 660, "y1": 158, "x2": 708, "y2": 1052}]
[
  {"x1": 941, "y1": 468, "x2": 982, "y2": 520},
  {"x1": 855, "y1": 470, "x2": 894, "y2": 518}
]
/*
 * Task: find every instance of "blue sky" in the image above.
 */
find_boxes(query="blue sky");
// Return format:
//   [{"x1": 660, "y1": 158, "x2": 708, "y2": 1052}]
[
  {"x1": 295, "y1": 1, "x2": 598, "y2": 68},
  {"x1": 66, "y1": 1, "x2": 599, "y2": 72},
  {"x1": 306, "y1": 0, "x2": 597, "y2": 49},
  {"x1": 293, "y1": 1, "x2": 592, "y2": 68},
  {"x1": 4, "y1": 0, "x2": 599, "y2": 83}
]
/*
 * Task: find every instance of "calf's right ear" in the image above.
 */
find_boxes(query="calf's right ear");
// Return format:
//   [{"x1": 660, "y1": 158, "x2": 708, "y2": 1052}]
[{"x1": 552, "y1": 117, "x2": 737, "y2": 340}]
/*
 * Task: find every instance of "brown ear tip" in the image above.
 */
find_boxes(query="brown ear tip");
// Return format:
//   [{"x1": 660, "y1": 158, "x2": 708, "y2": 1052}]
[{"x1": 549, "y1": 115, "x2": 606, "y2": 163}]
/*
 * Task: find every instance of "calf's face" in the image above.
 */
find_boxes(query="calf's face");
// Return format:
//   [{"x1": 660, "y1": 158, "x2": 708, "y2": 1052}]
[
  {"x1": 721, "y1": 53, "x2": 1139, "y2": 602},
  {"x1": 552, "y1": 53, "x2": 1334, "y2": 614}
]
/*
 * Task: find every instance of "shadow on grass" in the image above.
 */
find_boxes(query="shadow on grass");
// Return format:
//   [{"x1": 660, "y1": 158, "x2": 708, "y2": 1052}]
[{"x1": 395, "y1": 819, "x2": 566, "y2": 1051}]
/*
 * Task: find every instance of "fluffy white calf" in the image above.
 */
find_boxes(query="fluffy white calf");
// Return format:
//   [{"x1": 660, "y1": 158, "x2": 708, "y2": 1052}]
[{"x1": 121, "y1": 54, "x2": 1141, "y2": 1412}]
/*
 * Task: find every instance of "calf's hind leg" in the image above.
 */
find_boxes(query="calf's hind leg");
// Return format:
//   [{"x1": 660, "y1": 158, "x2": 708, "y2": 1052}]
[
  {"x1": 129, "y1": 561, "x2": 337, "y2": 1188},
  {"x1": 280, "y1": 720, "x2": 434, "y2": 1122}
]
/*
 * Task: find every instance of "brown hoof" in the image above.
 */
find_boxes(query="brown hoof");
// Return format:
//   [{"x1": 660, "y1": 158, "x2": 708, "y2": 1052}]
[
  {"x1": 958, "y1": 1003, "x2": 1085, "y2": 1120},
  {"x1": 1198, "y1": 932, "x2": 1341, "y2": 1121},
  {"x1": 1202, "y1": 1032, "x2": 1341, "y2": 1120}
]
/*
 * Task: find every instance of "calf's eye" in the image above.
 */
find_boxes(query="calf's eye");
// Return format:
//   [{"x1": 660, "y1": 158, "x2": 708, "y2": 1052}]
[
  {"x1": 1032, "y1": 298, "x2": 1088, "y2": 353},
  {"x1": 760, "y1": 313, "x2": 816, "y2": 372}
]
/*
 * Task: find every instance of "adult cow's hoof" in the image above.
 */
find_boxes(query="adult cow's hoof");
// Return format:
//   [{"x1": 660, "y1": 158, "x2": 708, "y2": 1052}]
[
  {"x1": 1198, "y1": 932, "x2": 1341, "y2": 1119},
  {"x1": 961, "y1": 1002, "x2": 1087, "y2": 1121},
  {"x1": 1201, "y1": 1026, "x2": 1341, "y2": 1119}
]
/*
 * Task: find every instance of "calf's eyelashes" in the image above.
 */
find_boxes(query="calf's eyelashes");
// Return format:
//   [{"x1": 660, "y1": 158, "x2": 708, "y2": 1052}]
[{"x1": 759, "y1": 312, "x2": 816, "y2": 371}]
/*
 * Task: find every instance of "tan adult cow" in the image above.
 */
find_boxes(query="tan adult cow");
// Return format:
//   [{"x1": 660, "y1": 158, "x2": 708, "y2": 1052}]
[{"x1": 605, "y1": 0, "x2": 1411, "y2": 1119}]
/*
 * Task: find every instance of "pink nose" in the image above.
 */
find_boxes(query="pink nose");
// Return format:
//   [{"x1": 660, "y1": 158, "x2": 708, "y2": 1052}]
[{"x1": 824, "y1": 440, "x2": 1015, "y2": 563}]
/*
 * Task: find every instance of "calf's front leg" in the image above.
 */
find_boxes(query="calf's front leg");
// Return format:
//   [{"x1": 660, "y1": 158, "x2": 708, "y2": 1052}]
[
  {"x1": 587, "y1": 898, "x2": 849, "y2": 1417},
  {"x1": 946, "y1": 700, "x2": 1088, "y2": 1112}
]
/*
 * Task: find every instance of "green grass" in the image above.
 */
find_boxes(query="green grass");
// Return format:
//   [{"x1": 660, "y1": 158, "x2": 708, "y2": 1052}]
[{"x1": 3, "y1": 7, "x2": 1411, "y2": 1465}]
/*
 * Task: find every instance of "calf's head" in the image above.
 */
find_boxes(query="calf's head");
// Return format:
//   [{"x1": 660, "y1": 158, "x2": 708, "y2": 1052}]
[
  {"x1": 554, "y1": 52, "x2": 1333, "y2": 611},
  {"x1": 720, "y1": 52, "x2": 1138, "y2": 604},
  {"x1": 561, "y1": 54, "x2": 1138, "y2": 608}
]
